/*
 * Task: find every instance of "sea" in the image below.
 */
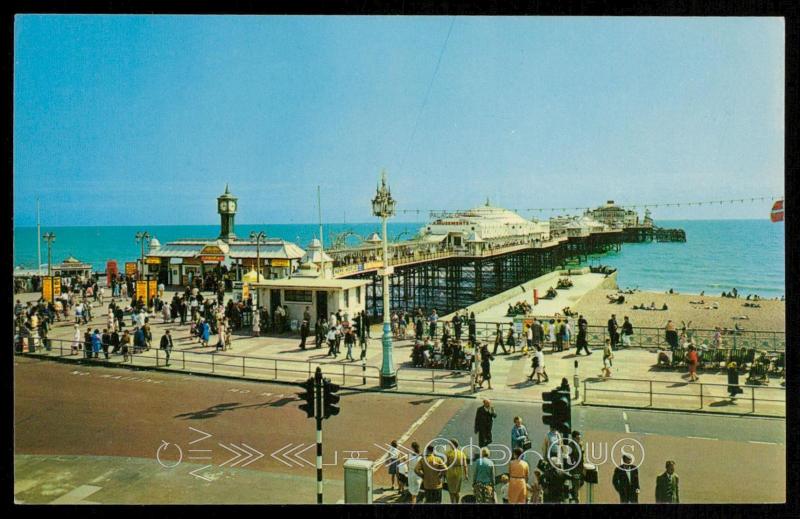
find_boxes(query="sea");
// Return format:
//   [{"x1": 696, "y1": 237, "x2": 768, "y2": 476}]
[{"x1": 13, "y1": 219, "x2": 785, "y2": 299}]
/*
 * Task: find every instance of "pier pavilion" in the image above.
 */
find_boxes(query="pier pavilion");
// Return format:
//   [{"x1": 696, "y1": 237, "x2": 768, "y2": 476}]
[{"x1": 145, "y1": 186, "x2": 305, "y2": 288}]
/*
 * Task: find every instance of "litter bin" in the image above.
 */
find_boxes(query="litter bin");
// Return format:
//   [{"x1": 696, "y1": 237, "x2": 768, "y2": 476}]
[{"x1": 343, "y1": 459, "x2": 373, "y2": 503}]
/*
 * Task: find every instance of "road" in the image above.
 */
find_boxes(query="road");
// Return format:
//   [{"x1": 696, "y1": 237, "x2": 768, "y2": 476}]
[{"x1": 14, "y1": 356, "x2": 785, "y2": 504}]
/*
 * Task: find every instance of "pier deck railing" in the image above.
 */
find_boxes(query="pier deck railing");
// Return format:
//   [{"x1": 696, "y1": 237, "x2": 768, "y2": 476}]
[
  {"x1": 467, "y1": 321, "x2": 785, "y2": 352},
  {"x1": 582, "y1": 376, "x2": 785, "y2": 417}
]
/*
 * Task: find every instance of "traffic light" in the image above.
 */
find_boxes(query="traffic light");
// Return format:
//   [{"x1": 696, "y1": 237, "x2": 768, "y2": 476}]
[
  {"x1": 322, "y1": 378, "x2": 340, "y2": 419},
  {"x1": 542, "y1": 388, "x2": 571, "y2": 436},
  {"x1": 298, "y1": 376, "x2": 316, "y2": 418}
]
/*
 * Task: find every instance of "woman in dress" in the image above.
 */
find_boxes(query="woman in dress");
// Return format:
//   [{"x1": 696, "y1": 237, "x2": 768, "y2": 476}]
[
  {"x1": 406, "y1": 442, "x2": 423, "y2": 504},
  {"x1": 162, "y1": 300, "x2": 171, "y2": 324},
  {"x1": 687, "y1": 344, "x2": 699, "y2": 382},
  {"x1": 71, "y1": 324, "x2": 81, "y2": 355},
  {"x1": 252, "y1": 309, "x2": 261, "y2": 337},
  {"x1": 507, "y1": 447, "x2": 530, "y2": 504},
  {"x1": 548, "y1": 319, "x2": 557, "y2": 352},
  {"x1": 445, "y1": 439, "x2": 468, "y2": 504},
  {"x1": 107, "y1": 308, "x2": 116, "y2": 333}
]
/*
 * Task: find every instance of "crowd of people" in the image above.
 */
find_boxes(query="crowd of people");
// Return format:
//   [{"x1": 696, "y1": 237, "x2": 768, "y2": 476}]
[{"x1": 384, "y1": 397, "x2": 681, "y2": 504}]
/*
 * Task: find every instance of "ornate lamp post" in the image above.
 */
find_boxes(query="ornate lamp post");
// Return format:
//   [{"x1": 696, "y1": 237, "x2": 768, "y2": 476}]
[
  {"x1": 42, "y1": 232, "x2": 56, "y2": 278},
  {"x1": 250, "y1": 231, "x2": 267, "y2": 306},
  {"x1": 372, "y1": 170, "x2": 397, "y2": 388}
]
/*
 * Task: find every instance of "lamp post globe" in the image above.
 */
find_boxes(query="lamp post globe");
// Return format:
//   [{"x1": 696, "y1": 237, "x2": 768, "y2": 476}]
[{"x1": 372, "y1": 170, "x2": 397, "y2": 389}]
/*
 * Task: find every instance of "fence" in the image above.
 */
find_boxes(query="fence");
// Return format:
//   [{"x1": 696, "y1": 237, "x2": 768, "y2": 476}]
[
  {"x1": 395, "y1": 366, "x2": 475, "y2": 395},
  {"x1": 582, "y1": 377, "x2": 785, "y2": 416},
  {"x1": 19, "y1": 338, "x2": 477, "y2": 397},
  {"x1": 468, "y1": 320, "x2": 785, "y2": 352}
]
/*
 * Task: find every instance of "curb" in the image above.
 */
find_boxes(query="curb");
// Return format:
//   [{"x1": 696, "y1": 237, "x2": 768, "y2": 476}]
[{"x1": 579, "y1": 401, "x2": 785, "y2": 420}]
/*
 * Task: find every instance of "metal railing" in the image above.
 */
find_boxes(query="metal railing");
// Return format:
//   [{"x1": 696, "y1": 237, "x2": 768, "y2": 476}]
[
  {"x1": 582, "y1": 377, "x2": 785, "y2": 416},
  {"x1": 19, "y1": 338, "x2": 384, "y2": 389},
  {"x1": 395, "y1": 366, "x2": 475, "y2": 395}
]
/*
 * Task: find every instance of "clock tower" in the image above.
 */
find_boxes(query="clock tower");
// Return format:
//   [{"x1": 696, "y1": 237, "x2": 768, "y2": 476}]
[{"x1": 217, "y1": 184, "x2": 238, "y2": 242}]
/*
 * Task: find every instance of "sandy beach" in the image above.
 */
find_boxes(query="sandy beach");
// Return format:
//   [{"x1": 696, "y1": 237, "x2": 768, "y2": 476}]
[{"x1": 572, "y1": 288, "x2": 785, "y2": 333}]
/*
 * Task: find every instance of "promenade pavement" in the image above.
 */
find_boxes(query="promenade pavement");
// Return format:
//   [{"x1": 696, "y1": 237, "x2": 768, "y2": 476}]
[{"x1": 20, "y1": 289, "x2": 785, "y2": 416}]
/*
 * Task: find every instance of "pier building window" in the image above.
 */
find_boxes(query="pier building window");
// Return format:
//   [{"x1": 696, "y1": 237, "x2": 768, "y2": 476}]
[{"x1": 285, "y1": 290, "x2": 312, "y2": 303}]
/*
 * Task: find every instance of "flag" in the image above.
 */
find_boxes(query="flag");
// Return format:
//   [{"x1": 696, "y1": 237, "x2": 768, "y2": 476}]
[{"x1": 770, "y1": 199, "x2": 784, "y2": 222}]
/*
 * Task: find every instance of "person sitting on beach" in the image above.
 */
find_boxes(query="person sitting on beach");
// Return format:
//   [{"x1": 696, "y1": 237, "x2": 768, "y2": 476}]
[
  {"x1": 661, "y1": 303, "x2": 668, "y2": 311},
  {"x1": 649, "y1": 302, "x2": 656, "y2": 310}
]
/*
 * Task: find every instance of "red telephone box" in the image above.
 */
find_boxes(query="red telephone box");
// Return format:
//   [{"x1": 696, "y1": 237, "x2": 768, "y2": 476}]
[{"x1": 106, "y1": 260, "x2": 119, "y2": 286}]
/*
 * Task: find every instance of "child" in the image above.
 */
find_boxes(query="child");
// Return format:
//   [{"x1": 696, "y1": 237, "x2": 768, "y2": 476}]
[
  {"x1": 601, "y1": 339, "x2": 613, "y2": 379},
  {"x1": 497, "y1": 474, "x2": 509, "y2": 503}
]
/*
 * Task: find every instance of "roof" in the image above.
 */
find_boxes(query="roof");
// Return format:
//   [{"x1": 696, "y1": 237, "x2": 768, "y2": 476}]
[
  {"x1": 148, "y1": 238, "x2": 305, "y2": 259},
  {"x1": 251, "y1": 277, "x2": 372, "y2": 290},
  {"x1": 241, "y1": 269, "x2": 269, "y2": 283}
]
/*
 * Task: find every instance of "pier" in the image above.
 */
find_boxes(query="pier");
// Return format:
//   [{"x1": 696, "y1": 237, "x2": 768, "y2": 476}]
[{"x1": 327, "y1": 229, "x2": 624, "y2": 320}]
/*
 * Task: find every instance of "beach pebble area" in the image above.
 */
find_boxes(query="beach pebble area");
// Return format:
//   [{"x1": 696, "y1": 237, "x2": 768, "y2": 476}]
[{"x1": 573, "y1": 289, "x2": 785, "y2": 332}]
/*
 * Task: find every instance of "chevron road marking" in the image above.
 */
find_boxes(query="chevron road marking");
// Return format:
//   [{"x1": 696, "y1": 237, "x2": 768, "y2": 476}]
[
  {"x1": 188, "y1": 427, "x2": 212, "y2": 445},
  {"x1": 239, "y1": 443, "x2": 265, "y2": 467},
  {"x1": 218, "y1": 443, "x2": 244, "y2": 467},
  {"x1": 188, "y1": 465, "x2": 213, "y2": 482},
  {"x1": 270, "y1": 444, "x2": 295, "y2": 467}
]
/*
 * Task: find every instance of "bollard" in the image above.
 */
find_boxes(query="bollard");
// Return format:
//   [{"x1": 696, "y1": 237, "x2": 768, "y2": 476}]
[
  {"x1": 362, "y1": 360, "x2": 366, "y2": 385},
  {"x1": 342, "y1": 363, "x2": 346, "y2": 385},
  {"x1": 182, "y1": 351, "x2": 186, "y2": 371},
  {"x1": 274, "y1": 359, "x2": 278, "y2": 380},
  {"x1": 649, "y1": 381, "x2": 653, "y2": 407},
  {"x1": 751, "y1": 386, "x2": 755, "y2": 414},
  {"x1": 242, "y1": 356, "x2": 246, "y2": 377},
  {"x1": 211, "y1": 353, "x2": 215, "y2": 373},
  {"x1": 432, "y1": 370, "x2": 435, "y2": 393},
  {"x1": 699, "y1": 384, "x2": 703, "y2": 409}
]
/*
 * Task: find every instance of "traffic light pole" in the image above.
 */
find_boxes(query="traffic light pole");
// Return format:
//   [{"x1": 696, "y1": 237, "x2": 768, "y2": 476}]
[{"x1": 315, "y1": 367, "x2": 324, "y2": 504}]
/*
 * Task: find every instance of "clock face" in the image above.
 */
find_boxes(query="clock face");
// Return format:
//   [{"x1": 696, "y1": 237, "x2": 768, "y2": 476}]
[
  {"x1": 219, "y1": 200, "x2": 227, "y2": 212},
  {"x1": 229, "y1": 201, "x2": 236, "y2": 212}
]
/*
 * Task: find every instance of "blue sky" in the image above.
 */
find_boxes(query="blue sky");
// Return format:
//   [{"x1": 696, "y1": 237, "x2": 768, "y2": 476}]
[{"x1": 14, "y1": 16, "x2": 784, "y2": 225}]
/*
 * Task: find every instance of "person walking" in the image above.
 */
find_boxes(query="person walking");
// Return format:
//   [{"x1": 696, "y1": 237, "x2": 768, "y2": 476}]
[
  {"x1": 601, "y1": 339, "x2": 614, "y2": 379},
  {"x1": 686, "y1": 344, "x2": 699, "y2": 382},
  {"x1": 479, "y1": 345, "x2": 494, "y2": 390},
  {"x1": 507, "y1": 447, "x2": 530, "y2": 504},
  {"x1": 387, "y1": 440, "x2": 400, "y2": 491},
  {"x1": 160, "y1": 330, "x2": 173, "y2": 365},
  {"x1": 727, "y1": 361, "x2": 744, "y2": 401},
  {"x1": 576, "y1": 315, "x2": 591, "y2": 355},
  {"x1": 472, "y1": 447, "x2": 496, "y2": 503},
  {"x1": 474, "y1": 399, "x2": 497, "y2": 448},
  {"x1": 528, "y1": 345, "x2": 549, "y2": 384},
  {"x1": 101, "y1": 328, "x2": 110, "y2": 360},
  {"x1": 344, "y1": 327, "x2": 356, "y2": 361},
  {"x1": 326, "y1": 325, "x2": 338, "y2": 358},
  {"x1": 299, "y1": 319, "x2": 310, "y2": 350},
  {"x1": 110, "y1": 328, "x2": 120, "y2": 354},
  {"x1": 405, "y1": 442, "x2": 423, "y2": 504},
  {"x1": 612, "y1": 454, "x2": 640, "y2": 503},
  {"x1": 511, "y1": 416, "x2": 529, "y2": 452},
  {"x1": 252, "y1": 308, "x2": 261, "y2": 337},
  {"x1": 607, "y1": 314, "x2": 619, "y2": 350},
  {"x1": 655, "y1": 460, "x2": 680, "y2": 503},
  {"x1": 493, "y1": 323, "x2": 507, "y2": 355},
  {"x1": 445, "y1": 439, "x2": 468, "y2": 504},
  {"x1": 414, "y1": 445, "x2": 447, "y2": 504},
  {"x1": 71, "y1": 324, "x2": 82, "y2": 355},
  {"x1": 200, "y1": 319, "x2": 210, "y2": 347},
  {"x1": 91, "y1": 329, "x2": 102, "y2": 359},
  {"x1": 358, "y1": 310, "x2": 369, "y2": 360},
  {"x1": 506, "y1": 324, "x2": 517, "y2": 354}
]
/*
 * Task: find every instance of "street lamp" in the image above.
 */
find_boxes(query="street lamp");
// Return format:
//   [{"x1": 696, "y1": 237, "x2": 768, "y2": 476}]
[
  {"x1": 372, "y1": 169, "x2": 397, "y2": 389},
  {"x1": 42, "y1": 232, "x2": 56, "y2": 278},
  {"x1": 250, "y1": 231, "x2": 267, "y2": 306}
]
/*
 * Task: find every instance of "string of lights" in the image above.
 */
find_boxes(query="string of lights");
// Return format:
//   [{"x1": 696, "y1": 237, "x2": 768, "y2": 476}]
[{"x1": 392, "y1": 195, "x2": 783, "y2": 217}]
